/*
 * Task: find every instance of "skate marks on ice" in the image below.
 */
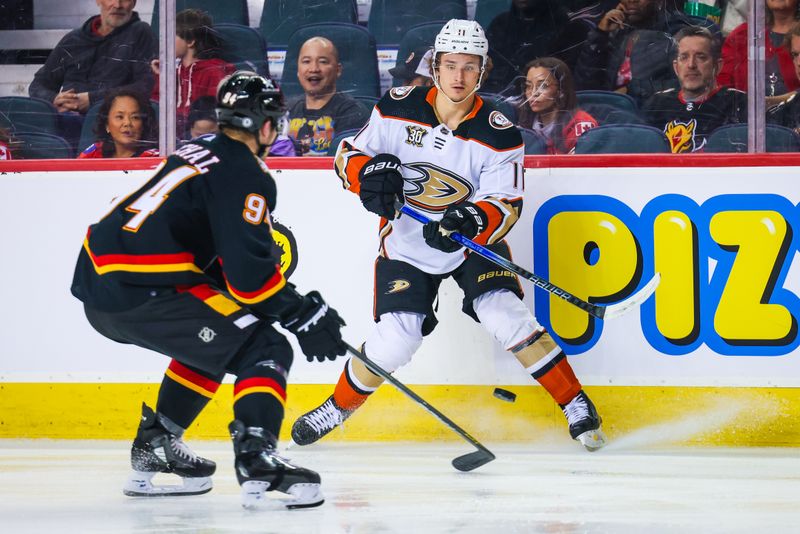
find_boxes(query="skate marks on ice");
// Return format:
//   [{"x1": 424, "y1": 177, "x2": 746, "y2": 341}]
[{"x1": 604, "y1": 394, "x2": 784, "y2": 451}]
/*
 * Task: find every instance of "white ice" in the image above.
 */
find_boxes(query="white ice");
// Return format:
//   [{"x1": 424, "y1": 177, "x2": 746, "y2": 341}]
[{"x1": 1, "y1": 438, "x2": 798, "y2": 534}]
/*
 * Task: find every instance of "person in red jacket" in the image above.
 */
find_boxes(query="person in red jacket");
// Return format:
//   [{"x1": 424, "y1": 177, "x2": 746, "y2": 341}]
[
  {"x1": 516, "y1": 57, "x2": 598, "y2": 154},
  {"x1": 150, "y1": 9, "x2": 235, "y2": 137},
  {"x1": 718, "y1": 0, "x2": 800, "y2": 104}
]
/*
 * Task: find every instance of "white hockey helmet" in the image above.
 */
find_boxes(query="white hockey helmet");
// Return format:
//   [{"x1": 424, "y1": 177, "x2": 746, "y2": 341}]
[{"x1": 434, "y1": 19, "x2": 488, "y2": 65}]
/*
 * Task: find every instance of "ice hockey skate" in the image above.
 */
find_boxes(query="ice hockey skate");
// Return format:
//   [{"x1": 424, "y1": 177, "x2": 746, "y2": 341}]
[
  {"x1": 122, "y1": 403, "x2": 215, "y2": 497},
  {"x1": 560, "y1": 390, "x2": 607, "y2": 451},
  {"x1": 291, "y1": 395, "x2": 354, "y2": 446},
  {"x1": 229, "y1": 420, "x2": 324, "y2": 509}
]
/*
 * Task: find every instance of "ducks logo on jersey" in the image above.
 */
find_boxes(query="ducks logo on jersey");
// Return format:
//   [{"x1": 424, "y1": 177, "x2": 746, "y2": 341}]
[{"x1": 403, "y1": 162, "x2": 474, "y2": 212}]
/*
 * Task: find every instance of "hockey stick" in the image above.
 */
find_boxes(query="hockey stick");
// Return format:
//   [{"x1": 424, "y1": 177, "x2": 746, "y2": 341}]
[
  {"x1": 397, "y1": 203, "x2": 660, "y2": 320},
  {"x1": 343, "y1": 342, "x2": 495, "y2": 472}
]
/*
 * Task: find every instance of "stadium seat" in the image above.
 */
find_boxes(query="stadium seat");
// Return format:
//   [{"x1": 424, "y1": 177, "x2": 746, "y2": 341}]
[
  {"x1": 214, "y1": 23, "x2": 269, "y2": 78},
  {"x1": 580, "y1": 103, "x2": 644, "y2": 125},
  {"x1": 574, "y1": 123, "x2": 671, "y2": 154},
  {"x1": 519, "y1": 127, "x2": 547, "y2": 155},
  {"x1": 260, "y1": 0, "x2": 358, "y2": 49},
  {"x1": 326, "y1": 127, "x2": 361, "y2": 156},
  {"x1": 705, "y1": 124, "x2": 800, "y2": 153},
  {"x1": 368, "y1": 0, "x2": 467, "y2": 46},
  {"x1": 0, "y1": 96, "x2": 59, "y2": 135},
  {"x1": 14, "y1": 131, "x2": 74, "y2": 159},
  {"x1": 281, "y1": 23, "x2": 381, "y2": 99},
  {"x1": 79, "y1": 101, "x2": 159, "y2": 154},
  {"x1": 576, "y1": 90, "x2": 639, "y2": 115},
  {"x1": 474, "y1": 0, "x2": 512, "y2": 30},
  {"x1": 391, "y1": 22, "x2": 442, "y2": 86},
  {"x1": 151, "y1": 0, "x2": 248, "y2": 37}
]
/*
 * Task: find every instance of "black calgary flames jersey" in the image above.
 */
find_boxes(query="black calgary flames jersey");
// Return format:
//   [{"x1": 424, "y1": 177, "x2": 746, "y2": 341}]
[
  {"x1": 643, "y1": 87, "x2": 747, "y2": 153},
  {"x1": 71, "y1": 133, "x2": 289, "y2": 314}
]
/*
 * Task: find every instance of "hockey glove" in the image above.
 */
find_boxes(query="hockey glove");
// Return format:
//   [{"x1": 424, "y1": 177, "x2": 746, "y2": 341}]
[
  {"x1": 358, "y1": 153, "x2": 404, "y2": 220},
  {"x1": 282, "y1": 291, "x2": 347, "y2": 362},
  {"x1": 423, "y1": 201, "x2": 488, "y2": 253}
]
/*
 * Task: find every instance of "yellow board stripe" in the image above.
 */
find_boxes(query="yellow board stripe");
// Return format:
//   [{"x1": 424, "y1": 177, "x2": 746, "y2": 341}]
[
  {"x1": 164, "y1": 368, "x2": 215, "y2": 398},
  {"x1": 3, "y1": 383, "x2": 800, "y2": 446},
  {"x1": 233, "y1": 386, "x2": 286, "y2": 407}
]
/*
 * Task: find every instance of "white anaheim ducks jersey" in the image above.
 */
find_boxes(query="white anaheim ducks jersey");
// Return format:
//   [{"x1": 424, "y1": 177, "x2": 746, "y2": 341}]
[{"x1": 335, "y1": 85, "x2": 525, "y2": 274}]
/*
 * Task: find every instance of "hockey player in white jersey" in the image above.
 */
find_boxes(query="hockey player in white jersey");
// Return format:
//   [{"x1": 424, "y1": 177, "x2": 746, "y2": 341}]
[{"x1": 293, "y1": 19, "x2": 606, "y2": 451}]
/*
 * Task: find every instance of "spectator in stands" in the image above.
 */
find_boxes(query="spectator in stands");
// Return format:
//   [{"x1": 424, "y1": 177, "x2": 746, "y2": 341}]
[
  {"x1": 643, "y1": 26, "x2": 746, "y2": 153},
  {"x1": 78, "y1": 88, "x2": 157, "y2": 158},
  {"x1": 29, "y1": 0, "x2": 154, "y2": 115},
  {"x1": 719, "y1": 0, "x2": 800, "y2": 105},
  {"x1": 389, "y1": 46, "x2": 434, "y2": 87},
  {"x1": 0, "y1": 127, "x2": 14, "y2": 160},
  {"x1": 516, "y1": 57, "x2": 599, "y2": 154},
  {"x1": 484, "y1": 0, "x2": 569, "y2": 94},
  {"x1": 573, "y1": 0, "x2": 697, "y2": 105},
  {"x1": 185, "y1": 96, "x2": 218, "y2": 140},
  {"x1": 151, "y1": 9, "x2": 235, "y2": 137},
  {"x1": 287, "y1": 37, "x2": 369, "y2": 156},
  {"x1": 184, "y1": 95, "x2": 298, "y2": 156},
  {"x1": 768, "y1": 22, "x2": 800, "y2": 132}
]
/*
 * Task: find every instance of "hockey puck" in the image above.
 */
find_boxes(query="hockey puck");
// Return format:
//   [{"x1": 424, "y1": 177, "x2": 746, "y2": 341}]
[{"x1": 493, "y1": 388, "x2": 516, "y2": 403}]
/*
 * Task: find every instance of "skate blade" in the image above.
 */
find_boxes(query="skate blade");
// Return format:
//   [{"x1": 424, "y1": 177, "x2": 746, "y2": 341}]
[
  {"x1": 576, "y1": 428, "x2": 607, "y2": 452},
  {"x1": 241, "y1": 481, "x2": 324, "y2": 510},
  {"x1": 123, "y1": 471, "x2": 213, "y2": 497}
]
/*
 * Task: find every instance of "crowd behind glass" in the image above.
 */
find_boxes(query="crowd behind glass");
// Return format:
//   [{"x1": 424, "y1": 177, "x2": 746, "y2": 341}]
[{"x1": 1, "y1": 0, "x2": 798, "y2": 160}]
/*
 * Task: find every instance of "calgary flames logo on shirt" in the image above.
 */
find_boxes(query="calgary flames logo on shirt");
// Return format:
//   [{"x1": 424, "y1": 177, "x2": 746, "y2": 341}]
[
  {"x1": 402, "y1": 162, "x2": 474, "y2": 213},
  {"x1": 665, "y1": 119, "x2": 703, "y2": 153}
]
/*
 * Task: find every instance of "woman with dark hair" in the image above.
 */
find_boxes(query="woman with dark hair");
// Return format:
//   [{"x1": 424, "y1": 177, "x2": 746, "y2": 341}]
[
  {"x1": 719, "y1": 0, "x2": 800, "y2": 100},
  {"x1": 517, "y1": 57, "x2": 598, "y2": 154},
  {"x1": 150, "y1": 9, "x2": 235, "y2": 136},
  {"x1": 78, "y1": 88, "x2": 158, "y2": 158}
]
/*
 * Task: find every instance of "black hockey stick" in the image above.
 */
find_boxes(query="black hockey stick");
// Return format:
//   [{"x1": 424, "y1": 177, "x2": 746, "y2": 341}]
[
  {"x1": 343, "y1": 342, "x2": 495, "y2": 472},
  {"x1": 397, "y1": 203, "x2": 660, "y2": 320}
]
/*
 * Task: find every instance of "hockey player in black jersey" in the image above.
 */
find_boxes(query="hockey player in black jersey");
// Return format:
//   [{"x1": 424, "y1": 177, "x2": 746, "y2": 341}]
[
  {"x1": 642, "y1": 26, "x2": 747, "y2": 153},
  {"x1": 71, "y1": 71, "x2": 347, "y2": 508},
  {"x1": 293, "y1": 19, "x2": 606, "y2": 452}
]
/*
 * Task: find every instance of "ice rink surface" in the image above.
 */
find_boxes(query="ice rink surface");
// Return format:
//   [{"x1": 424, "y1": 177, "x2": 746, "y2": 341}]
[{"x1": 1, "y1": 436, "x2": 799, "y2": 534}]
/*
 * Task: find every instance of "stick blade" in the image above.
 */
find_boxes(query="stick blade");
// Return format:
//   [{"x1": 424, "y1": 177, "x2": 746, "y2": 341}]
[
  {"x1": 451, "y1": 449, "x2": 496, "y2": 472},
  {"x1": 602, "y1": 272, "x2": 661, "y2": 320}
]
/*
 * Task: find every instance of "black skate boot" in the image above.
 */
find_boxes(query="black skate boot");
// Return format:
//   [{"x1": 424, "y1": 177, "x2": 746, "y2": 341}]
[
  {"x1": 122, "y1": 403, "x2": 216, "y2": 497},
  {"x1": 229, "y1": 420, "x2": 324, "y2": 509},
  {"x1": 291, "y1": 395, "x2": 353, "y2": 446},
  {"x1": 560, "y1": 390, "x2": 607, "y2": 452}
]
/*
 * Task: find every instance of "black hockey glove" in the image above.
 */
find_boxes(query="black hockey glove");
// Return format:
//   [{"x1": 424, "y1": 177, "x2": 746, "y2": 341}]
[
  {"x1": 358, "y1": 153, "x2": 404, "y2": 220},
  {"x1": 282, "y1": 291, "x2": 347, "y2": 362},
  {"x1": 423, "y1": 201, "x2": 488, "y2": 253}
]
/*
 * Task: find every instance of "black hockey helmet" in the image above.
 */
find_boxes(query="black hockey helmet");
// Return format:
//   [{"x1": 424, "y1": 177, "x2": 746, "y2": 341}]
[{"x1": 215, "y1": 71, "x2": 286, "y2": 134}]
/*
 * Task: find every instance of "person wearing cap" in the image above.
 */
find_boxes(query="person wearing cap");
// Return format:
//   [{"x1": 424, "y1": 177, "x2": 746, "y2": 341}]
[
  {"x1": 389, "y1": 46, "x2": 434, "y2": 87},
  {"x1": 291, "y1": 19, "x2": 607, "y2": 453}
]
